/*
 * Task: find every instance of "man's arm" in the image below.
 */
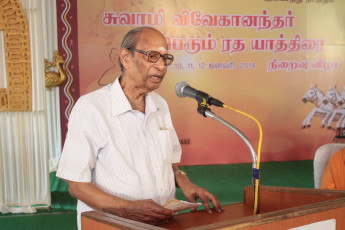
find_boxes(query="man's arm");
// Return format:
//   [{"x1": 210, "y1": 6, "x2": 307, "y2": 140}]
[
  {"x1": 68, "y1": 181, "x2": 173, "y2": 225},
  {"x1": 172, "y1": 164, "x2": 223, "y2": 213}
]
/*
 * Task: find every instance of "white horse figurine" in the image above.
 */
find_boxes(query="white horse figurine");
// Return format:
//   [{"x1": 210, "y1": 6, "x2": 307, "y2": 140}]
[
  {"x1": 328, "y1": 86, "x2": 345, "y2": 129},
  {"x1": 319, "y1": 86, "x2": 341, "y2": 128},
  {"x1": 301, "y1": 85, "x2": 335, "y2": 128}
]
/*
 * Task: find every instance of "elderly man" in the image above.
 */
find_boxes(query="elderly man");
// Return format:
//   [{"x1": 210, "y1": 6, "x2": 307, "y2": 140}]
[{"x1": 57, "y1": 26, "x2": 223, "y2": 230}]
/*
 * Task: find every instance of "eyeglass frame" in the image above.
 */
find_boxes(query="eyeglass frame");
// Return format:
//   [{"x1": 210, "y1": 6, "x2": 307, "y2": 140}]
[{"x1": 128, "y1": 48, "x2": 174, "y2": 66}]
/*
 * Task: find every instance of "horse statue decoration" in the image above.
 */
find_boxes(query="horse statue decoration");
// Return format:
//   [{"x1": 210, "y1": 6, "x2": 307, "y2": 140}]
[
  {"x1": 327, "y1": 86, "x2": 345, "y2": 129},
  {"x1": 44, "y1": 50, "x2": 67, "y2": 90},
  {"x1": 301, "y1": 85, "x2": 338, "y2": 129}
]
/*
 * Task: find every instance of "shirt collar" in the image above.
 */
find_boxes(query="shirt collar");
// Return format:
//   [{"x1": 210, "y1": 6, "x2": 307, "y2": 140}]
[
  {"x1": 145, "y1": 93, "x2": 159, "y2": 115},
  {"x1": 111, "y1": 76, "x2": 161, "y2": 117}
]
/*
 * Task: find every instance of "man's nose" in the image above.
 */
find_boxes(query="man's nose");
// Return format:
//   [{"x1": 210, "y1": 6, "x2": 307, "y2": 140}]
[{"x1": 155, "y1": 57, "x2": 167, "y2": 71}]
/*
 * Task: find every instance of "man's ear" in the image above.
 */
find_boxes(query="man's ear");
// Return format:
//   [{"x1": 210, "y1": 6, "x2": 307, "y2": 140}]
[{"x1": 120, "y1": 48, "x2": 131, "y2": 70}]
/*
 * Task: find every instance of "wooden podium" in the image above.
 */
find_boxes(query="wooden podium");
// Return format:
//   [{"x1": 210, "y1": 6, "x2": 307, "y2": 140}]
[{"x1": 81, "y1": 186, "x2": 345, "y2": 229}]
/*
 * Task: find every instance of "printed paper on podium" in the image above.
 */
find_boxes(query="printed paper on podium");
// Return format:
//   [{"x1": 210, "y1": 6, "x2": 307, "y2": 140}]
[{"x1": 163, "y1": 198, "x2": 202, "y2": 212}]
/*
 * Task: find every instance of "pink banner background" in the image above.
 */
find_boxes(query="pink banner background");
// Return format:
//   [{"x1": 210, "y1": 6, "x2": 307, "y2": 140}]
[{"x1": 74, "y1": 0, "x2": 345, "y2": 165}]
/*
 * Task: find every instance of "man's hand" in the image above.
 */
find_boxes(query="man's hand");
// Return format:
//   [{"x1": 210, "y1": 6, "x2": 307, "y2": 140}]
[
  {"x1": 179, "y1": 181, "x2": 223, "y2": 214},
  {"x1": 67, "y1": 181, "x2": 173, "y2": 225},
  {"x1": 125, "y1": 199, "x2": 173, "y2": 225},
  {"x1": 172, "y1": 164, "x2": 224, "y2": 214}
]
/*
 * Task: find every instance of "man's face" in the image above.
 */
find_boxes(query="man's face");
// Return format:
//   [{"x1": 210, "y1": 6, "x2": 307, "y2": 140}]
[{"x1": 126, "y1": 29, "x2": 169, "y2": 92}]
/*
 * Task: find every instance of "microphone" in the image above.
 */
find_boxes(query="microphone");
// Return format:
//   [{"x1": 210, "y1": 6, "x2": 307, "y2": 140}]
[{"x1": 175, "y1": 81, "x2": 224, "y2": 107}]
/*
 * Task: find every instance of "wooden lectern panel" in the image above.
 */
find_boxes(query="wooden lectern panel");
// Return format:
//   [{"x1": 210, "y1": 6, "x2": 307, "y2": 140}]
[
  {"x1": 81, "y1": 186, "x2": 345, "y2": 230},
  {"x1": 241, "y1": 207, "x2": 345, "y2": 230},
  {"x1": 82, "y1": 211, "x2": 165, "y2": 230}
]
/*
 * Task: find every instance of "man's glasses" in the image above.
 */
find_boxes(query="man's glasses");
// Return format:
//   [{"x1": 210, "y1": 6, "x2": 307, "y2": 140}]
[{"x1": 129, "y1": 48, "x2": 174, "y2": 66}]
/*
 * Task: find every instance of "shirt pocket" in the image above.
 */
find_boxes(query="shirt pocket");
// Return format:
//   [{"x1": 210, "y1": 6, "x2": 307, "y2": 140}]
[{"x1": 156, "y1": 130, "x2": 173, "y2": 163}]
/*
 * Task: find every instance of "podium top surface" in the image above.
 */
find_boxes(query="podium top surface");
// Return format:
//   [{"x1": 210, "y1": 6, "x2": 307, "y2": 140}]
[{"x1": 82, "y1": 186, "x2": 345, "y2": 230}]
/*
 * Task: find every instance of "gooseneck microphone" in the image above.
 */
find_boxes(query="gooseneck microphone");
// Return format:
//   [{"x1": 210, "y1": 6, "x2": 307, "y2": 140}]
[
  {"x1": 174, "y1": 81, "x2": 261, "y2": 215},
  {"x1": 175, "y1": 81, "x2": 224, "y2": 107}
]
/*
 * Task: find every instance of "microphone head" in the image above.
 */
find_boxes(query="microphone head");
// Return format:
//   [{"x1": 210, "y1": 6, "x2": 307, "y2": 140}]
[{"x1": 175, "y1": 81, "x2": 189, "y2": 98}]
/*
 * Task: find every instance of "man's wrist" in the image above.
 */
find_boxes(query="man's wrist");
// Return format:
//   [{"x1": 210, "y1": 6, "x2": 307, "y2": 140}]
[{"x1": 175, "y1": 169, "x2": 187, "y2": 176}]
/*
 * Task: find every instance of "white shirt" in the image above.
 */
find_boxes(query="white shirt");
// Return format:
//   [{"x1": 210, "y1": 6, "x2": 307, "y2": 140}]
[{"x1": 56, "y1": 77, "x2": 182, "y2": 230}]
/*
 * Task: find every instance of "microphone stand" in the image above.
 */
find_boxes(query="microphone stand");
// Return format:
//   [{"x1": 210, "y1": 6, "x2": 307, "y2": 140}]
[{"x1": 197, "y1": 105, "x2": 260, "y2": 214}]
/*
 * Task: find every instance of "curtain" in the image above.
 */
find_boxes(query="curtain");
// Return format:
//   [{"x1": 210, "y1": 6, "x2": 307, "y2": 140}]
[{"x1": 0, "y1": 0, "x2": 61, "y2": 213}]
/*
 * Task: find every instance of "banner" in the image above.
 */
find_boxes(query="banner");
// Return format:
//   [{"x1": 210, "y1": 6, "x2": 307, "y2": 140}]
[{"x1": 60, "y1": 0, "x2": 345, "y2": 165}]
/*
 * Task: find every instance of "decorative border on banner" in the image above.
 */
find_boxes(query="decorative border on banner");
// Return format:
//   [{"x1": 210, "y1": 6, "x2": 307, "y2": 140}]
[
  {"x1": 61, "y1": 0, "x2": 74, "y2": 117},
  {"x1": 57, "y1": 0, "x2": 80, "y2": 144}
]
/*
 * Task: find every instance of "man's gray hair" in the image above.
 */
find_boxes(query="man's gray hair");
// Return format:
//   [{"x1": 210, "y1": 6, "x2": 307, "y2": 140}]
[{"x1": 118, "y1": 26, "x2": 161, "y2": 71}]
